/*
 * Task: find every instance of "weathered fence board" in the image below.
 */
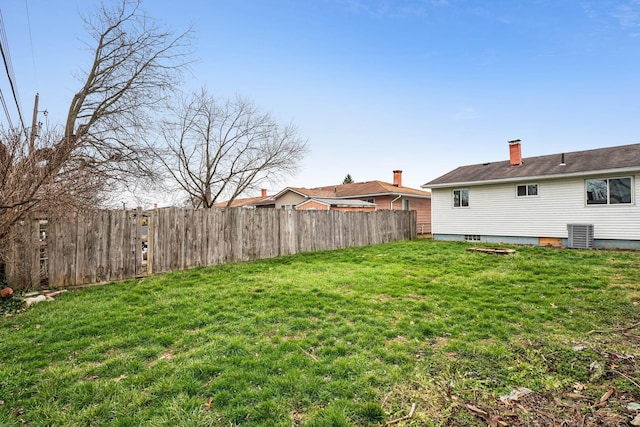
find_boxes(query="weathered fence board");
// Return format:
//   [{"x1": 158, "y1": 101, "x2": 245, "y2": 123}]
[
  {"x1": 6, "y1": 208, "x2": 416, "y2": 290},
  {"x1": 5, "y1": 217, "x2": 40, "y2": 288}
]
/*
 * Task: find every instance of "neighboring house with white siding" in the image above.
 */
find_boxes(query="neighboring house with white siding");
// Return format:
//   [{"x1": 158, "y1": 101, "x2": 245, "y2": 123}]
[{"x1": 422, "y1": 140, "x2": 640, "y2": 249}]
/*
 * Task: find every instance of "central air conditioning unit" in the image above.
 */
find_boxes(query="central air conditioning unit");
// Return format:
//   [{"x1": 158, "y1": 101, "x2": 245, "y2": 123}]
[{"x1": 567, "y1": 224, "x2": 594, "y2": 249}]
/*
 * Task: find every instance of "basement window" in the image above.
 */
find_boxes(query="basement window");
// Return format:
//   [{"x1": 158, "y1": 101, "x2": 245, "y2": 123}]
[
  {"x1": 586, "y1": 177, "x2": 632, "y2": 205},
  {"x1": 453, "y1": 189, "x2": 469, "y2": 208},
  {"x1": 516, "y1": 183, "x2": 538, "y2": 197},
  {"x1": 465, "y1": 235, "x2": 480, "y2": 241}
]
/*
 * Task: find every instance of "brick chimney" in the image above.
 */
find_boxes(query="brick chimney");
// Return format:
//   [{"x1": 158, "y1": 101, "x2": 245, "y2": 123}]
[
  {"x1": 261, "y1": 189, "x2": 267, "y2": 198},
  {"x1": 393, "y1": 170, "x2": 403, "y2": 187},
  {"x1": 508, "y1": 139, "x2": 522, "y2": 166}
]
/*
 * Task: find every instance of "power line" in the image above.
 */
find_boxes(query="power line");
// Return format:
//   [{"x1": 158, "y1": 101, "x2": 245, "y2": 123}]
[
  {"x1": 0, "y1": 17, "x2": 14, "y2": 128},
  {"x1": 0, "y1": 8, "x2": 27, "y2": 132},
  {"x1": 0, "y1": 86, "x2": 14, "y2": 128},
  {"x1": 24, "y1": 0, "x2": 38, "y2": 90}
]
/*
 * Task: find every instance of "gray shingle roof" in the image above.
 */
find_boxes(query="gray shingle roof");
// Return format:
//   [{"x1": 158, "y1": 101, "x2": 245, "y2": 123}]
[{"x1": 424, "y1": 143, "x2": 640, "y2": 188}]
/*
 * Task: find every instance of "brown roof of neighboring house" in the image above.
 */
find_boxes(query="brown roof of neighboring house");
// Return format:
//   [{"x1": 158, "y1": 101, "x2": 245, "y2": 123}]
[
  {"x1": 284, "y1": 187, "x2": 336, "y2": 198},
  {"x1": 424, "y1": 143, "x2": 640, "y2": 188},
  {"x1": 279, "y1": 181, "x2": 431, "y2": 199},
  {"x1": 212, "y1": 196, "x2": 271, "y2": 208}
]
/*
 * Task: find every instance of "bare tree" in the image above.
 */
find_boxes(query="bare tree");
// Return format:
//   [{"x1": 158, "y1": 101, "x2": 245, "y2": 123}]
[
  {"x1": 0, "y1": 127, "x2": 104, "y2": 239},
  {"x1": 157, "y1": 89, "x2": 308, "y2": 208},
  {"x1": 0, "y1": 0, "x2": 190, "y2": 247},
  {"x1": 65, "y1": 0, "x2": 192, "y2": 182}
]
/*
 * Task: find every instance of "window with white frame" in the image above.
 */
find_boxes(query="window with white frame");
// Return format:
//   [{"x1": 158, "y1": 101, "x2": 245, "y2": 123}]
[
  {"x1": 586, "y1": 177, "x2": 632, "y2": 205},
  {"x1": 516, "y1": 183, "x2": 538, "y2": 197},
  {"x1": 453, "y1": 189, "x2": 469, "y2": 207},
  {"x1": 402, "y1": 199, "x2": 410, "y2": 210}
]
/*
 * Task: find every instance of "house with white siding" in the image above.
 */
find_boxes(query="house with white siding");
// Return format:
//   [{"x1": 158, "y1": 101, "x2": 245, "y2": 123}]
[{"x1": 422, "y1": 140, "x2": 640, "y2": 249}]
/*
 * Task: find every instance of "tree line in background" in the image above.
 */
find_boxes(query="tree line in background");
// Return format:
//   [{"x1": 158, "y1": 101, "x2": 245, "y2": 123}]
[{"x1": 0, "y1": 0, "x2": 308, "y2": 255}]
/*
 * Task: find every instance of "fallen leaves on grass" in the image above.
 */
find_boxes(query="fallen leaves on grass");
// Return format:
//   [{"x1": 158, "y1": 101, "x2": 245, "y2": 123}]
[
  {"x1": 464, "y1": 404, "x2": 509, "y2": 427},
  {"x1": 459, "y1": 387, "x2": 640, "y2": 427}
]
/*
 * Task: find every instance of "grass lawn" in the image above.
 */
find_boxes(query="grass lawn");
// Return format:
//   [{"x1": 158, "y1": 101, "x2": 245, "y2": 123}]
[{"x1": 1, "y1": 239, "x2": 640, "y2": 426}]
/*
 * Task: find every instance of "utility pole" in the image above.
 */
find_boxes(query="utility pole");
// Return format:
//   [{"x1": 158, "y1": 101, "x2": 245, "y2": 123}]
[{"x1": 29, "y1": 93, "x2": 39, "y2": 153}]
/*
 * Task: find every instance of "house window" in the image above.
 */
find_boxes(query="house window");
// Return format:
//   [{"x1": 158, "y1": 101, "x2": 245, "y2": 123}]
[
  {"x1": 516, "y1": 183, "x2": 538, "y2": 197},
  {"x1": 586, "y1": 177, "x2": 632, "y2": 205},
  {"x1": 453, "y1": 189, "x2": 469, "y2": 207},
  {"x1": 402, "y1": 199, "x2": 410, "y2": 210},
  {"x1": 281, "y1": 205, "x2": 294, "y2": 210}
]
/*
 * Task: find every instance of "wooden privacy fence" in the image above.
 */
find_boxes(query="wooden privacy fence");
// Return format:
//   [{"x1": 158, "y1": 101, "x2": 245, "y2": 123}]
[{"x1": 6, "y1": 207, "x2": 417, "y2": 289}]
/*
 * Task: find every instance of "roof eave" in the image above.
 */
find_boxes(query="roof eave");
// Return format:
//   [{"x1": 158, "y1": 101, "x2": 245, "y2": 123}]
[
  {"x1": 341, "y1": 192, "x2": 431, "y2": 199},
  {"x1": 272, "y1": 187, "x2": 312, "y2": 199},
  {"x1": 310, "y1": 197, "x2": 376, "y2": 207},
  {"x1": 424, "y1": 166, "x2": 640, "y2": 189}
]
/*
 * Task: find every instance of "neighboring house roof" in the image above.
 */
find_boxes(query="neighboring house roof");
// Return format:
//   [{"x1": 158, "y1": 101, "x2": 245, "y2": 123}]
[
  {"x1": 281, "y1": 187, "x2": 336, "y2": 198},
  {"x1": 252, "y1": 198, "x2": 276, "y2": 207},
  {"x1": 424, "y1": 143, "x2": 640, "y2": 188},
  {"x1": 275, "y1": 180, "x2": 431, "y2": 200},
  {"x1": 297, "y1": 198, "x2": 377, "y2": 208},
  {"x1": 212, "y1": 196, "x2": 271, "y2": 208}
]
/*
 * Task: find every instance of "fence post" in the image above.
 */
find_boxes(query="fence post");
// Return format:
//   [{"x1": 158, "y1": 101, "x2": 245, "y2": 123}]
[
  {"x1": 28, "y1": 215, "x2": 41, "y2": 288},
  {"x1": 147, "y1": 208, "x2": 155, "y2": 275},
  {"x1": 134, "y1": 207, "x2": 142, "y2": 277}
]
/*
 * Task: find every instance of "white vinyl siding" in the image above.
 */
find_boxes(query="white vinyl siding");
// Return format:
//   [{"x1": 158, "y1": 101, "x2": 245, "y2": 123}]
[{"x1": 431, "y1": 174, "x2": 640, "y2": 240}]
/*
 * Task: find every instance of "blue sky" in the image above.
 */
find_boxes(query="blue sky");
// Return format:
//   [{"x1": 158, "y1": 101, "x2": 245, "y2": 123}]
[{"x1": 2, "y1": 0, "x2": 640, "y2": 200}]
